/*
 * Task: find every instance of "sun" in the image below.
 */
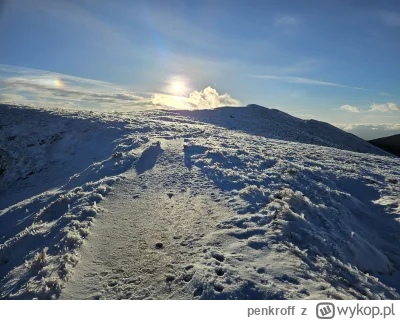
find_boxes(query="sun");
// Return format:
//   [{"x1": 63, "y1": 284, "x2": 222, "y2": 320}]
[
  {"x1": 167, "y1": 76, "x2": 188, "y2": 96},
  {"x1": 172, "y1": 83, "x2": 183, "y2": 94}
]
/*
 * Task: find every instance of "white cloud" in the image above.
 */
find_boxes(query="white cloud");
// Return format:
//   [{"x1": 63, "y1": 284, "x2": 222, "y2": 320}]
[
  {"x1": 340, "y1": 105, "x2": 362, "y2": 113},
  {"x1": 186, "y1": 87, "x2": 241, "y2": 109},
  {"x1": 371, "y1": 102, "x2": 400, "y2": 112},
  {"x1": 0, "y1": 65, "x2": 240, "y2": 111},
  {"x1": 335, "y1": 123, "x2": 354, "y2": 131},
  {"x1": 1, "y1": 77, "x2": 143, "y2": 104},
  {"x1": 0, "y1": 64, "x2": 151, "y2": 109},
  {"x1": 249, "y1": 74, "x2": 365, "y2": 90},
  {"x1": 339, "y1": 102, "x2": 400, "y2": 113},
  {"x1": 151, "y1": 94, "x2": 187, "y2": 109},
  {"x1": 0, "y1": 64, "x2": 113, "y2": 87},
  {"x1": 152, "y1": 87, "x2": 241, "y2": 109},
  {"x1": 334, "y1": 123, "x2": 400, "y2": 140},
  {"x1": 0, "y1": 93, "x2": 27, "y2": 104}
]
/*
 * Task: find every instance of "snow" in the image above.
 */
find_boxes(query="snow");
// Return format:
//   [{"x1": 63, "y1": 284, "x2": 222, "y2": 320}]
[{"x1": 1, "y1": 103, "x2": 399, "y2": 300}]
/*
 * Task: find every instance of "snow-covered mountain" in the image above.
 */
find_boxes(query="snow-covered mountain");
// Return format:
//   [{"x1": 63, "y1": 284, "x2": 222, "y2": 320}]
[
  {"x1": 176, "y1": 104, "x2": 390, "y2": 156},
  {"x1": 1, "y1": 103, "x2": 399, "y2": 300}
]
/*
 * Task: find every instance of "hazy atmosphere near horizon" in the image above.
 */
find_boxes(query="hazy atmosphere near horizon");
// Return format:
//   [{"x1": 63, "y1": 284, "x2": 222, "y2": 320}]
[
  {"x1": 1, "y1": 0, "x2": 400, "y2": 305},
  {"x1": 0, "y1": 0, "x2": 399, "y2": 140}
]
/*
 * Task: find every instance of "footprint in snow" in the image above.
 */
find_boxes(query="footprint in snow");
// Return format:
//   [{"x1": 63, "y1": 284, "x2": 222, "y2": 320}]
[{"x1": 211, "y1": 252, "x2": 225, "y2": 262}]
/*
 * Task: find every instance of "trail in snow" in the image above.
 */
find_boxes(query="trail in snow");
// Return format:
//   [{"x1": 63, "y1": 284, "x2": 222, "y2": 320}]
[
  {"x1": 1, "y1": 104, "x2": 400, "y2": 299},
  {"x1": 62, "y1": 139, "x2": 235, "y2": 299}
]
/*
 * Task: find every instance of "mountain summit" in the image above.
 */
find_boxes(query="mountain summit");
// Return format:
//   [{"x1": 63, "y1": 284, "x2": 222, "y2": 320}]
[{"x1": 175, "y1": 104, "x2": 389, "y2": 156}]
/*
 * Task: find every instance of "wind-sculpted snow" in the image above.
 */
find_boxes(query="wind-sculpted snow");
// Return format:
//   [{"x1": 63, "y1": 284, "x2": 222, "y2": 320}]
[
  {"x1": 184, "y1": 135, "x2": 400, "y2": 299},
  {"x1": 0, "y1": 105, "x2": 148, "y2": 298},
  {"x1": 0, "y1": 103, "x2": 399, "y2": 299}
]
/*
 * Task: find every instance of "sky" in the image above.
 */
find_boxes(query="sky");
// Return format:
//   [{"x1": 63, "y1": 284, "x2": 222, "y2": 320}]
[{"x1": 0, "y1": 0, "x2": 399, "y2": 139}]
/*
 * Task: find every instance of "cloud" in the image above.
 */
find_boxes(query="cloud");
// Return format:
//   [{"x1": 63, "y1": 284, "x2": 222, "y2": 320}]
[
  {"x1": 0, "y1": 64, "x2": 112, "y2": 87},
  {"x1": 0, "y1": 64, "x2": 152, "y2": 109},
  {"x1": 152, "y1": 87, "x2": 241, "y2": 109},
  {"x1": 371, "y1": 102, "x2": 400, "y2": 112},
  {"x1": 186, "y1": 87, "x2": 241, "y2": 109},
  {"x1": 249, "y1": 74, "x2": 365, "y2": 90},
  {"x1": 339, "y1": 102, "x2": 400, "y2": 113},
  {"x1": 0, "y1": 64, "x2": 240, "y2": 111},
  {"x1": 334, "y1": 123, "x2": 400, "y2": 140},
  {"x1": 0, "y1": 93, "x2": 27, "y2": 104},
  {"x1": 1, "y1": 77, "x2": 143, "y2": 104},
  {"x1": 274, "y1": 16, "x2": 299, "y2": 27},
  {"x1": 336, "y1": 123, "x2": 400, "y2": 131},
  {"x1": 378, "y1": 92, "x2": 393, "y2": 97},
  {"x1": 340, "y1": 105, "x2": 362, "y2": 113}
]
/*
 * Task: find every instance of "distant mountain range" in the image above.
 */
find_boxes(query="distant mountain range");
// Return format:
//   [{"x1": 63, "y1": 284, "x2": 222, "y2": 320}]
[{"x1": 369, "y1": 134, "x2": 400, "y2": 157}]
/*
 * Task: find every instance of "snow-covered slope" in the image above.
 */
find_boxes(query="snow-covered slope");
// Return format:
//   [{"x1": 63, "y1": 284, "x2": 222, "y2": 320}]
[
  {"x1": 0, "y1": 104, "x2": 399, "y2": 300},
  {"x1": 176, "y1": 104, "x2": 390, "y2": 156}
]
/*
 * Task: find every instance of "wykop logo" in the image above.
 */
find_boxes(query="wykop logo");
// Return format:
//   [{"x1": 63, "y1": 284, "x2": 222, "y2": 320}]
[{"x1": 316, "y1": 303, "x2": 335, "y2": 319}]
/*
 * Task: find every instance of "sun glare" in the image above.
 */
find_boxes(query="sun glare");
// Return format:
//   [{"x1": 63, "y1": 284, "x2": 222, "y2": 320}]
[
  {"x1": 172, "y1": 83, "x2": 183, "y2": 94},
  {"x1": 55, "y1": 78, "x2": 63, "y2": 88}
]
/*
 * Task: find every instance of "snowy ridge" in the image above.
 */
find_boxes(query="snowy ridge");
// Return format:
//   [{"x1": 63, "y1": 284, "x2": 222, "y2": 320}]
[
  {"x1": 176, "y1": 104, "x2": 390, "y2": 156},
  {"x1": 0, "y1": 104, "x2": 399, "y2": 300}
]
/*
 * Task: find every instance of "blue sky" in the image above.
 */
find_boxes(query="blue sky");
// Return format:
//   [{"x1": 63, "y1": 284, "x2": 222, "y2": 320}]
[{"x1": 0, "y1": 0, "x2": 399, "y2": 139}]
